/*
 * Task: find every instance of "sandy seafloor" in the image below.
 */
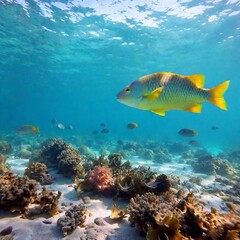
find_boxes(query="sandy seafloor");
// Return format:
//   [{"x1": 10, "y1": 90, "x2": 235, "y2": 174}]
[{"x1": 0, "y1": 152, "x2": 234, "y2": 240}]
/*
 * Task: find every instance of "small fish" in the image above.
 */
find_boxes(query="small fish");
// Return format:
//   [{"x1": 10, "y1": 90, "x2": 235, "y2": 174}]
[
  {"x1": 92, "y1": 130, "x2": 98, "y2": 134},
  {"x1": 126, "y1": 122, "x2": 138, "y2": 129},
  {"x1": 178, "y1": 128, "x2": 198, "y2": 137},
  {"x1": 100, "y1": 123, "x2": 106, "y2": 127},
  {"x1": 117, "y1": 72, "x2": 230, "y2": 116},
  {"x1": 101, "y1": 128, "x2": 109, "y2": 134},
  {"x1": 66, "y1": 125, "x2": 73, "y2": 130},
  {"x1": 188, "y1": 140, "x2": 199, "y2": 145},
  {"x1": 51, "y1": 119, "x2": 58, "y2": 125},
  {"x1": 57, "y1": 123, "x2": 65, "y2": 130},
  {"x1": 17, "y1": 125, "x2": 39, "y2": 135},
  {"x1": 117, "y1": 140, "x2": 124, "y2": 145},
  {"x1": 211, "y1": 126, "x2": 219, "y2": 130}
]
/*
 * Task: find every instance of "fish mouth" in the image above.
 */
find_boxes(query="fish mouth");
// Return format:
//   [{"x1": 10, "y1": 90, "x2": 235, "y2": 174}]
[{"x1": 116, "y1": 91, "x2": 124, "y2": 101}]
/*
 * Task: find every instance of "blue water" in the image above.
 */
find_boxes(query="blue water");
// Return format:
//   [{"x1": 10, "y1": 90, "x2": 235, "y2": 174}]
[{"x1": 0, "y1": 0, "x2": 240, "y2": 150}]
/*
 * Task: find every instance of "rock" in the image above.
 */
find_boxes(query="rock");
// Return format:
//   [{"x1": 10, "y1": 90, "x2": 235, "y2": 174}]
[
  {"x1": 42, "y1": 220, "x2": 52, "y2": 224},
  {"x1": 83, "y1": 196, "x2": 91, "y2": 204},
  {"x1": 18, "y1": 149, "x2": 32, "y2": 158},
  {"x1": 94, "y1": 217, "x2": 108, "y2": 226}
]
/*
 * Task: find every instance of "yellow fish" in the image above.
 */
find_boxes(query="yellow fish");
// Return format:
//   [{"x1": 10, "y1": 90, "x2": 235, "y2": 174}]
[
  {"x1": 116, "y1": 72, "x2": 230, "y2": 116},
  {"x1": 16, "y1": 125, "x2": 39, "y2": 135}
]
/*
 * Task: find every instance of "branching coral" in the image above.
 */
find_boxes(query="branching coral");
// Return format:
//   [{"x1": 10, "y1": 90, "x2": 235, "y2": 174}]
[
  {"x1": 24, "y1": 162, "x2": 54, "y2": 185},
  {"x1": 57, "y1": 204, "x2": 87, "y2": 236}
]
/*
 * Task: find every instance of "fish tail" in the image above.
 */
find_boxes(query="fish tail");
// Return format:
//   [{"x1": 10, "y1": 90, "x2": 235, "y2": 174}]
[{"x1": 209, "y1": 80, "x2": 230, "y2": 110}]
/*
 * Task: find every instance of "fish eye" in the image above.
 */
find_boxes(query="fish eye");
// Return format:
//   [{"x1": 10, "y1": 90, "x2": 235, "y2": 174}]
[{"x1": 125, "y1": 88, "x2": 131, "y2": 93}]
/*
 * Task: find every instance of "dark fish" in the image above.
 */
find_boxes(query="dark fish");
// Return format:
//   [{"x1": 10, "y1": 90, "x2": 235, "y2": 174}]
[
  {"x1": 66, "y1": 125, "x2": 73, "y2": 130},
  {"x1": 188, "y1": 140, "x2": 199, "y2": 145},
  {"x1": 178, "y1": 128, "x2": 198, "y2": 137},
  {"x1": 17, "y1": 125, "x2": 39, "y2": 135},
  {"x1": 51, "y1": 119, "x2": 58, "y2": 125},
  {"x1": 92, "y1": 130, "x2": 98, "y2": 134},
  {"x1": 117, "y1": 140, "x2": 124, "y2": 145},
  {"x1": 126, "y1": 122, "x2": 138, "y2": 129},
  {"x1": 100, "y1": 123, "x2": 106, "y2": 127},
  {"x1": 211, "y1": 126, "x2": 219, "y2": 130},
  {"x1": 101, "y1": 128, "x2": 109, "y2": 134}
]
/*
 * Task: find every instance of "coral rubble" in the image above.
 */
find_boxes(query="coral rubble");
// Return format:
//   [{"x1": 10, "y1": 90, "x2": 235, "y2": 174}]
[{"x1": 57, "y1": 204, "x2": 87, "y2": 236}]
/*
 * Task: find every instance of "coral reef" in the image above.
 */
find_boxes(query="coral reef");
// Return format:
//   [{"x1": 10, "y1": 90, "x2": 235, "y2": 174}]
[
  {"x1": 193, "y1": 154, "x2": 237, "y2": 178},
  {"x1": 0, "y1": 172, "x2": 38, "y2": 213},
  {"x1": 35, "y1": 187, "x2": 61, "y2": 216},
  {"x1": 153, "y1": 147, "x2": 171, "y2": 163},
  {"x1": 57, "y1": 204, "x2": 87, "y2": 236},
  {"x1": 127, "y1": 192, "x2": 240, "y2": 239},
  {"x1": 0, "y1": 154, "x2": 9, "y2": 174},
  {"x1": 32, "y1": 139, "x2": 84, "y2": 179},
  {"x1": 0, "y1": 172, "x2": 60, "y2": 216},
  {"x1": 167, "y1": 142, "x2": 190, "y2": 154},
  {"x1": 24, "y1": 162, "x2": 54, "y2": 185},
  {"x1": 76, "y1": 151, "x2": 171, "y2": 198},
  {"x1": 0, "y1": 141, "x2": 12, "y2": 155},
  {"x1": 77, "y1": 163, "x2": 171, "y2": 198}
]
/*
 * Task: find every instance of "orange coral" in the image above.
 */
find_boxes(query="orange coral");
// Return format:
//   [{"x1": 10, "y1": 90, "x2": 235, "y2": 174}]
[{"x1": 86, "y1": 166, "x2": 113, "y2": 192}]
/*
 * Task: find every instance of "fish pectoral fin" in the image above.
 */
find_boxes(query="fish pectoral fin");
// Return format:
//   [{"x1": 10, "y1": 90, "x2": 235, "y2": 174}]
[
  {"x1": 186, "y1": 104, "x2": 202, "y2": 113},
  {"x1": 151, "y1": 109, "x2": 165, "y2": 116},
  {"x1": 187, "y1": 74, "x2": 205, "y2": 88},
  {"x1": 147, "y1": 87, "x2": 163, "y2": 101}
]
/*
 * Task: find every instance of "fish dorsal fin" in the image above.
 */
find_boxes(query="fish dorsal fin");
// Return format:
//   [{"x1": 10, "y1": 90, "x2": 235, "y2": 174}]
[
  {"x1": 186, "y1": 104, "x2": 202, "y2": 113},
  {"x1": 187, "y1": 74, "x2": 205, "y2": 88},
  {"x1": 147, "y1": 87, "x2": 163, "y2": 101},
  {"x1": 151, "y1": 109, "x2": 165, "y2": 116}
]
